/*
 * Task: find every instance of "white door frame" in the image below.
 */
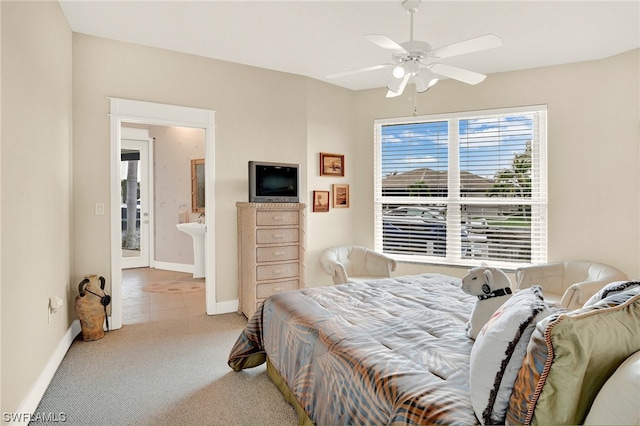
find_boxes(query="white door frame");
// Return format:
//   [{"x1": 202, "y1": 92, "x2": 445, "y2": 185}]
[
  {"x1": 109, "y1": 98, "x2": 216, "y2": 330},
  {"x1": 121, "y1": 129, "x2": 153, "y2": 269}
]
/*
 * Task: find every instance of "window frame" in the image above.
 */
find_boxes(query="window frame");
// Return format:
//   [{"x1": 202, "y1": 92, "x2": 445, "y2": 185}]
[{"x1": 374, "y1": 105, "x2": 547, "y2": 269}]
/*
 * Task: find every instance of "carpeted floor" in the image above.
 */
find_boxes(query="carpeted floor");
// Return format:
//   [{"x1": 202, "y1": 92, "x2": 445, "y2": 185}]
[{"x1": 32, "y1": 313, "x2": 297, "y2": 425}]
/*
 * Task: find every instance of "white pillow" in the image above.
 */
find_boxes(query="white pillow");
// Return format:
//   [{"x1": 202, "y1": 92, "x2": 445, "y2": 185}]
[
  {"x1": 584, "y1": 350, "x2": 640, "y2": 425},
  {"x1": 583, "y1": 280, "x2": 640, "y2": 308},
  {"x1": 469, "y1": 286, "x2": 563, "y2": 425}
]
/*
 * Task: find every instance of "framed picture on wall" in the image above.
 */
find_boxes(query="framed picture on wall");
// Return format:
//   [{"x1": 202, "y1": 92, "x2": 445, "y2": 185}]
[
  {"x1": 312, "y1": 190, "x2": 330, "y2": 212},
  {"x1": 332, "y1": 184, "x2": 349, "y2": 208},
  {"x1": 320, "y1": 152, "x2": 345, "y2": 176}
]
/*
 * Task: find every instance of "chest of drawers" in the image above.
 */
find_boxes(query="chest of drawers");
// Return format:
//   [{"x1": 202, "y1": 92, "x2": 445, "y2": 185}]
[{"x1": 236, "y1": 202, "x2": 306, "y2": 318}]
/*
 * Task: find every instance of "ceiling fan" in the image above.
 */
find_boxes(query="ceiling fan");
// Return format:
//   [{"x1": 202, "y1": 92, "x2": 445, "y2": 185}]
[{"x1": 327, "y1": 0, "x2": 502, "y2": 97}]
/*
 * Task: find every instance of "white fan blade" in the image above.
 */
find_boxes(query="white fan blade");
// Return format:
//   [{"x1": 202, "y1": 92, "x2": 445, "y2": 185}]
[
  {"x1": 386, "y1": 74, "x2": 411, "y2": 97},
  {"x1": 429, "y1": 34, "x2": 502, "y2": 60},
  {"x1": 430, "y1": 63, "x2": 487, "y2": 85},
  {"x1": 365, "y1": 34, "x2": 407, "y2": 53},
  {"x1": 327, "y1": 64, "x2": 389, "y2": 79}
]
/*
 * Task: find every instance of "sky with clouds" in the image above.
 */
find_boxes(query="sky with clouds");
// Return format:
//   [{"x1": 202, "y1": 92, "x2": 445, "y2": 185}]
[{"x1": 381, "y1": 114, "x2": 533, "y2": 179}]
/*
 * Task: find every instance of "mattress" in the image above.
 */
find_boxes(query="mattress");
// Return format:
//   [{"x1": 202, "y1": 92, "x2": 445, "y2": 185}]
[{"x1": 228, "y1": 273, "x2": 479, "y2": 425}]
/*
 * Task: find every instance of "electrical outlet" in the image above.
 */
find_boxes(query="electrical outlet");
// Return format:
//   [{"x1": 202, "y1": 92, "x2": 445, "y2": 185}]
[
  {"x1": 95, "y1": 203, "x2": 105, "y2": 215},
  {"x1": 48, "y1": 297, "x2": 63, "y2": 323}
]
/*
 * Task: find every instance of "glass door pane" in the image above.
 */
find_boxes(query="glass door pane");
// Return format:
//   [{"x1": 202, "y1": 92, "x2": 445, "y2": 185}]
[
  {"x1": 121, "y1": 135, "x2": 150, "y2": 269},
  {"x1": 121, "y1": 149, "x2": 141, "y2": 256}
]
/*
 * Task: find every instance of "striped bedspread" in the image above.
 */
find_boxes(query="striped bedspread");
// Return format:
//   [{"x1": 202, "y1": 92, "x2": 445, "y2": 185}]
[{"x1": 228, "y1": 273, "x2": 479, "y2": 425}]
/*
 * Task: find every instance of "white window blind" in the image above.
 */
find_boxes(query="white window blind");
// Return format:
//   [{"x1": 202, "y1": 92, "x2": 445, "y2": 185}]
[{"x1": 374, "y1": 106, "x2": 547, "y2": 268}]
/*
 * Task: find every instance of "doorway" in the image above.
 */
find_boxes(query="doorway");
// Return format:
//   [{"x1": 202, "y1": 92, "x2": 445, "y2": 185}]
[{"x1": 109, "y1": 98, "x2": 216, "y2": 330}]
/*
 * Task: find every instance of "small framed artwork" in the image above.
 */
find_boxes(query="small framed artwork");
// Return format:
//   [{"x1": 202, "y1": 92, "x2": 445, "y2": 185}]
[
  {"x1": 312, "y1": 190, "x2": 330, "y2": 212},
  {"x1": 332, "y1": 184, "x2": 350, "y2": 208},
  {"x1": 320, "y1": 152, "x2": 345, "y2": 176}
]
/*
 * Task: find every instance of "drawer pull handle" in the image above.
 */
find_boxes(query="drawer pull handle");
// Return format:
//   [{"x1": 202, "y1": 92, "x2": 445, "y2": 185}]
[
  {"x1": 274, "y1": 251, "x2": 284, "y2": 256},
  {"x1": 273, "y1": 233, "x2": 284, "y2": 239},
  {"x1": 272, "y1": 287, "x2": 285, "y2": 292},
  {"x1": 273, "y1": 216, "x2": 284, "y2": 221},
  {"x1": 274, "y1": 269, "x2": 282, "y2": 274}
]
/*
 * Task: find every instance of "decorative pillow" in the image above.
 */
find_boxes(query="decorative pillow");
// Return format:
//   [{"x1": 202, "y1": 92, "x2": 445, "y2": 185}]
[
  {"x1": 582, "y1": 280, "x2": 640, "y2": 308},
  {"x1": 584, "y1": 350, "x2": 640, "y2": 425},
  {"x1": 506, "y1": 290, "x2": 640, "y2": 426},
  {"x1": 468, "y1": 286, "x2": 564, "y2": 425}
]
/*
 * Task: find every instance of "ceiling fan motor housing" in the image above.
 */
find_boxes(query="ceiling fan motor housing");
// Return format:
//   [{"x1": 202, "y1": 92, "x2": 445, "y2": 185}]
[
  {"x1": 402, "y1": 0, "x2": 422, "y2": 13},
  {"x1": 398, "y1": 41, "x2": 431, "y2": 59}
]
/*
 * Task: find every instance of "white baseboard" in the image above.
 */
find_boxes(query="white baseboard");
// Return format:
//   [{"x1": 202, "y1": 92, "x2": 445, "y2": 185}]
[
  {"x1": 12, "y1": 320, "x2": 81, "y2": 424},
  {"x1": 215, "y1": 299, "x2": 239, "y2": 314},
  {"x1": 153, "y1": 261, "x2": 194, "y2": 274}
]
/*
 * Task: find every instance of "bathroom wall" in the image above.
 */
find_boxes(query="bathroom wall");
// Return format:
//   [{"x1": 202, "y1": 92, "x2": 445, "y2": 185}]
[{"x1": 148, "y1": 125, "x2": 205, "y2": 266}]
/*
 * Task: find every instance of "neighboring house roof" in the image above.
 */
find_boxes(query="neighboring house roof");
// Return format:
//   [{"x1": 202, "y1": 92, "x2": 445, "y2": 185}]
[{"x1": 382, "y1": 168, "x2": 493, "y2": 192}]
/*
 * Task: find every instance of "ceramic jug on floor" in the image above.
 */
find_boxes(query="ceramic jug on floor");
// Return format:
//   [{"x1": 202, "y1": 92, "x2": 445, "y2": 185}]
[{"x1": 75, "y1": 274, "x2": 110, "y2": 341}]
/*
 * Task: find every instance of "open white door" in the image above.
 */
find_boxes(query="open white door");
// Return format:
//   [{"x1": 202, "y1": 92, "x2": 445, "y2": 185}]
[{"x1": 121, "y1": 129, "x2": 153, "y2": 269}]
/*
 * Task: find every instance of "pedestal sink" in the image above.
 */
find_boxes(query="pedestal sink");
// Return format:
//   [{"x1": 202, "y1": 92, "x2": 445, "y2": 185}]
[{"x1": 176, "y1": 222, "x2": 206, "y2": 278}]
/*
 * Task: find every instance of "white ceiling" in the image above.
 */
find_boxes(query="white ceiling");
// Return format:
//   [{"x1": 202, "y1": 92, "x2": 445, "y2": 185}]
[{"x1": 59, "y1": 0, "x2": 640, "y2": 91}]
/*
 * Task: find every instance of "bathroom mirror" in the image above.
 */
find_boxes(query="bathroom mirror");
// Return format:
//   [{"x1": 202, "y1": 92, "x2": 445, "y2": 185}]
[{"x1": 191, "y1": 159, "x2": 205, "y2": 213}]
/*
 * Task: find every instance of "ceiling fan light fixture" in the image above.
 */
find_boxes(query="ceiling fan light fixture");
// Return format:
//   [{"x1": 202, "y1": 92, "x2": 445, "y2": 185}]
[
  {"x1": 392, "y1": 64, "x2": 406, "y2": 79},
  {"x1": 414, "y1": 71, "x2": 439, "y2": 93},
  {"x1": 414, "y1": 73, "x2": 428, "y2": 93},
  {"x1": 426, "y1": 76, "x2": 439, "y2": 90}
]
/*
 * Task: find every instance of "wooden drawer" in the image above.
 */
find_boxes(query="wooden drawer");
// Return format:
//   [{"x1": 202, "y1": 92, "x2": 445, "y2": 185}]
[
  {"x1": 256, "y1": 245, "x2": 299, "y2": 262},
  {"x1": 256, "y1": 279, "x2": 299, "y2": 299},
  {"x1": 256, "y1": 228, "x2": 299, "y2": 244},
  {"x1": 256, "y1": 262, "x2": 299, "y2": 281},
  {"x1": 256, "y1": 211, "x2": 299, "y2": 226},
  {"x1": 237, "y1": 202, "x2": 305, "y2": 319}
]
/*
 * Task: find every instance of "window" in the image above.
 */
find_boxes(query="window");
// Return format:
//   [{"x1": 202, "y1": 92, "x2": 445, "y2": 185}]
[{"x1": 374, "y1": 106, "x2": 547, "y2": 268}]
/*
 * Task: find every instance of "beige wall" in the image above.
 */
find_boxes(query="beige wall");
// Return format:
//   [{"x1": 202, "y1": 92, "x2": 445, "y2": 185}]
[
  {"x1": 1, "y1": 1, "x2": 72, "y2": 416},
  {"x1": 72, "y1": 34, "x2": 310, "y2": 304},
  {"x1": 353, "y1": 49, "x2": 640, "y2": 280},
  {"x1": 72, "y1": 30, "x2": 640, "y2": 300},
  {"x1": 148, "y1": 125, "x2": 205, "y2": 266},
  {"x1": 305, "y1": 78, "x2": 357, "y2": 287}
]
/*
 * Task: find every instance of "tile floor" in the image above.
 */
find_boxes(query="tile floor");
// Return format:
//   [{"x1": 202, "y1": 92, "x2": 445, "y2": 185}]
[{"x1": 122, "y1": 267, "x2": 206, "y2": 325}]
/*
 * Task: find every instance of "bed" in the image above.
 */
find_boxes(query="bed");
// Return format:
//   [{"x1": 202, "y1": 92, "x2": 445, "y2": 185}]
[
  {"x1": 228, "y1": 273, "x2": 479, "y2": 425},
  {"x1": 228, "y1": 273, "x2": 640, "y2": 426}
]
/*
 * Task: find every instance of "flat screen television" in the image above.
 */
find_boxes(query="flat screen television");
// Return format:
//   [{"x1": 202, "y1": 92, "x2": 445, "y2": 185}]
[{"x1": 248, "y1": 161, "x2": 300, "y2": 203}]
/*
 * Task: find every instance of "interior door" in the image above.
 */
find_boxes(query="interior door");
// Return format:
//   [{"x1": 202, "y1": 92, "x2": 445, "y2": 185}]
[{"x1": 121, "y1": 132, "x2": 152, "y2": 269}]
